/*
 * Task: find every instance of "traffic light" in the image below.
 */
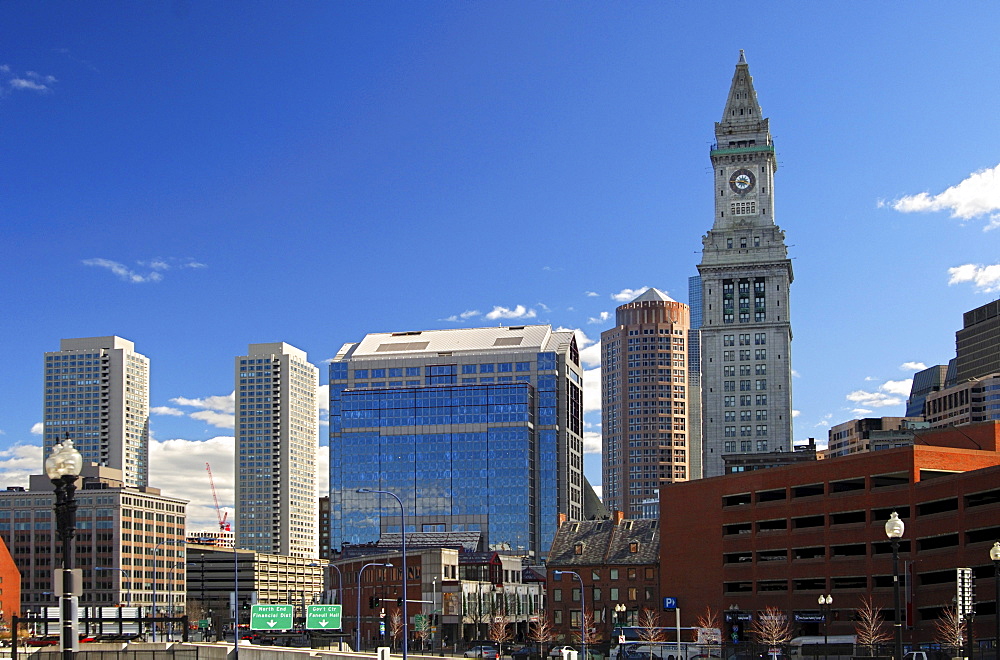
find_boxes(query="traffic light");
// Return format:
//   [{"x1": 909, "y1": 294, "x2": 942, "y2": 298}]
[
  {"x1": 397, "y1": 597, "x2": 404, "y2": 606},
  {"x1": 370, "y1": 597, "x2": 380, "y2": 609}
]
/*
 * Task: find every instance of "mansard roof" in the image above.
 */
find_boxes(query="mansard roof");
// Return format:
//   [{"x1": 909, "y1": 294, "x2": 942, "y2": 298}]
[{"x1": 547, "y1": 516, "x2": 659, "y2": 567}]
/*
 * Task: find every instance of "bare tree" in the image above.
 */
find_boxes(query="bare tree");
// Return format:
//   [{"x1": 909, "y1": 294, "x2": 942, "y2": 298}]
[
  {"x1": 584, "y1": 610, "x2": 605, "y2": 646},
  {"x1": 389, "y1": 608, "x2": 405, "y2": 651},
  {"x1": 490, "y1": 615, "x2": 515, "y2": 657},
  {"x1": 749, "y1": 606, "x2": 792, "y2": 656},
  {"x1": 695, "y1": 606, "x2": 721, "y2": 643},
  {"x1": 415, "y1": 613, "x2": 432, "y2": 651},
  {"x1": 854, "y1": 596, "x2": 892, "y2": 656},
  {"x1": 569, "y1": 610, "x2": 604, "y2": 652},
  {"x1": 637, "y1": 608, "x2": 668, "y2": 660},
  {"x1": 933, "y1": 607, "x2": 966, "y2": 656},
  {"x1": 529, "y1": 614, "x2": 557, "y2": 658}
]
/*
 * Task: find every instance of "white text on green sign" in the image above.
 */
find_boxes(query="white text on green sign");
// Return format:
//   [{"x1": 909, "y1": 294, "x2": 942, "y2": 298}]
[
  {"x1": 250, "y1": 604, "x2": 295, "y2": 630},
  {"x1": 306, "y1": 604, "x2": 343, "y2": 630}
]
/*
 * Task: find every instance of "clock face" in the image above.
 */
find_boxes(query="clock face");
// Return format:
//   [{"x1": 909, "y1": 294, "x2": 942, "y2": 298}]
[{"x1": 729, "y1": 168, "x2": 756, "y2": 194}]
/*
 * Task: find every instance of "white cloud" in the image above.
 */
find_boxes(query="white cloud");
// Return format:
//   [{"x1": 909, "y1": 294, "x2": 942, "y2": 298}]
[
  {"x1": 170, "y1": 393, "x2": 235, "y2": 414},
  {"x1": 611, "y1": 287, "x2": 649, "y2": 302},
  {"x1": 881, "y1": 379, "x2": 913, "y2": 396},
  {"x1": 82, "y1": 257, "x2": 207, "y2": 283},
  {"x1": 948, "y1": 264, "x2": 1000, "y2": 293},
  {"x1": 813, "y1": 413, "x2": 833, "y2": 428},
  {"x1": 190, "y1": 410, "x2": 236, "y2": 429},
  {"x1": 10, "y1": 78, "x2": 48, "y2": 91},
  {"x1": 584, "y1": 291, "x2": 599, "y2": 298},
  {"x1": 4, "y1": 68, "x2": 57, "y2": 93},
  {"x1": 900, "y1": 361, "x2": 927, "y2": 372},
  {"x1": 485, "y1": 305, "x2": 536, "y2": 320},
  {"x1": 444, "y1": 310, "x2": 481, "y2": 322},
  {"x1": 0, "y1": 443, "x2": 44, "y2": 488},
  {"x1": 791, "y1": 370, "x2": 801, "y2": 378},
  {"x1": 845, "y1": 377, "x2": 911, "y2": 409},
  {"x1": 587, "y1": 311, "x2": 610, "y2": 324},
  {"x1": 147, "y1": 435, "x2": 329, "y2": 532},
  {"x1": 30, "y1": 422, "x2": 43, "y2": 435},
  {"x1": 82, "y1": 258, "x2": 163, "y2": 283},
  {"x1": 583, "y1": 366, "x2": 601, "y2": 414},
  {"x1": 555, "y1": 327, "x2": 602, "y2": 369},
  {"x1": 318, "y1": 384, "x2": 329, "y2": 413},
  {"x1": 169, "y1": 392, "x2": 236, "y2": 429},
  {"x1": 791, "y1": 410, "x2": 800, "y2": 418},
  {"x1": 851, "y1": 408, "x2": 875, "y2": 416},
  {"x1": 151, "y1": 406, "x2": 185, "y2": 416},
  {"x1": 582, "y1": 430, "x2": 601, "y2": 455},
  {"x1": 887, "y1": 163, "x2": 1000, "y2": 230}
]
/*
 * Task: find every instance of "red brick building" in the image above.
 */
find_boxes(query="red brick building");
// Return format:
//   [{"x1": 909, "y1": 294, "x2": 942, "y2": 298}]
[
  {"x1": 547, "y1": 512, "x2": 660, "y2": 645},
  {"x1": 660, "y1": 421, "x2": 1000, "y2": 647}
]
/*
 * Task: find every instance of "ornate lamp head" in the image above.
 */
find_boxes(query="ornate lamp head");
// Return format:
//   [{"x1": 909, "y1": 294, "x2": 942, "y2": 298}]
[
  {"x1": 884, "y1": 511, "x2": 905, "y2": 540},
  {"x1": 45, "y1": 437, "x2": 84, "y2": 481}
]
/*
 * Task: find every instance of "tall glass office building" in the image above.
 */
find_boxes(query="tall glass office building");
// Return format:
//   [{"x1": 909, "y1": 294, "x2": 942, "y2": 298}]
[{"x1": 328, "y1": 325, "x2": 585, "y2": 559}]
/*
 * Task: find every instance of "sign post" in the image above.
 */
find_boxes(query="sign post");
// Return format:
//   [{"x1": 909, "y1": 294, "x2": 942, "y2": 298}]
[
  {"x1": 250, "y1": 604, "x2": 294, "y2": 631},
  {"x1": 306, "y1": 605, "x2": 343, "y2": 631}
]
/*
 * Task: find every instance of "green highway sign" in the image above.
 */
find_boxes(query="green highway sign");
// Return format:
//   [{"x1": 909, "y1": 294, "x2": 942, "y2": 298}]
[
  {"x1": 250, "y1": 604, "x2": 295, "y2": 631},
  {"x1": 306, "y1": 604, "x2": 342, "y2": 630}
]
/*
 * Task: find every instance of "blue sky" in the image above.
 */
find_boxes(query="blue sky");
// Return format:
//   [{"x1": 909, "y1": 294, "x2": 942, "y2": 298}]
[{"x1": 2, "y1": 3, "x2": 999, "y2": 531}]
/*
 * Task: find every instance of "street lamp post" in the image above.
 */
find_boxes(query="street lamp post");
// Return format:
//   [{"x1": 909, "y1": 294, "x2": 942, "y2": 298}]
[
  {"x1": 45, "y1": 435, "x2": 84, "y2": 660},
  {"x1": 357, "y1": 562, "x2": 394, "y2": 652},
  {"x1": 818, "y1": 595, "x2": 833, "y2": 660},
  {"x1": 615, "y1": 603, "x2": 627, "y2": 636},
  {"x1": 555, "y1": 570, "x2": 586, "y2": 660},
  {"x1": 329, "y1": 563, "x2": 343, "y2": 605},
  {"x1": 885, "y1": 512, "x2": 905, "y2": 660},
  {"x1": 96, "y1": 567, "x2": 132, "y2": 607},
  {"x1": 991, "y1": 542, "x2": 1000, "y2": 657},
  {"x1": 359, "y1": 488, "x2": 409, "y2": 660},
  {"x1": 151, "y1": 540, "x2": 167, "y2": 643}
]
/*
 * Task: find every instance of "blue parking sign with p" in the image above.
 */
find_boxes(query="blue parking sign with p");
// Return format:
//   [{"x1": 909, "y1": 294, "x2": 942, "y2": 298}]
[{"x1": 663, "y1": 597, "x2": 677, "y2": 610}]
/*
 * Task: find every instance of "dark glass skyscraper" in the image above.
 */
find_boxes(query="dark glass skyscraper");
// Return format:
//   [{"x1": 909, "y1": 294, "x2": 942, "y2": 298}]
[{"x1": 328, "y1": 325, "x2": 585, "y2": 559}]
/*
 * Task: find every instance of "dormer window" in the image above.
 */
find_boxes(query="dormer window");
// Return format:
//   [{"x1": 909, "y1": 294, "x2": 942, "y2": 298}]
[
  {"x1": 630, "y1": 542, "x2": 640, "y2": 553},
  {"x1": 574, "y1": 542, "x2": 584, "y2": 555}
]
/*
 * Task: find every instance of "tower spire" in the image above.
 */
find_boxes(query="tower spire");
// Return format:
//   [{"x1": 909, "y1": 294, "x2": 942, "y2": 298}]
[{"x1": 720, "y1": 50, "x2": 764, "y2": 128}]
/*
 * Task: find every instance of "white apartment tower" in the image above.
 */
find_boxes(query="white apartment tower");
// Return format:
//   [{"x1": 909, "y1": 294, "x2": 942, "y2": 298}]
[
  {"x1": 43, "y1": 336, "x2": 150, "y2": 487},
  {"x1": 235, "y1": 342, "x2": 319, "y2": 558},
  {"x1": 698, "y1": 51, "x2": 794, "y2": 477}
]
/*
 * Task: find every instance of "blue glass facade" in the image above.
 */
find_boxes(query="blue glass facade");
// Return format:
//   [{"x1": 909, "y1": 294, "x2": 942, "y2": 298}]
[
  {"x1": 331, "y1": 379, "x2": 555, "y2": 555},
  {"x1": 328, "y1": 327, "x2": 585, "y2": 559}
]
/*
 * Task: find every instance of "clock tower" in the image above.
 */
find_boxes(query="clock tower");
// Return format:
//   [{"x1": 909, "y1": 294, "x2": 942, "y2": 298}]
[{"x1": 697, "y1": 51, "x2": 794, "y2": 477}]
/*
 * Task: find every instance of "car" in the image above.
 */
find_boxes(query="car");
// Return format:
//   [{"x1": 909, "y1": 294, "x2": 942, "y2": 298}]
[
  {"x1": 25, "y1": 636, "x2": 60, "y2": 647},
  {"x1": 513, "y1": 646, "x2": 543, "y2": 660},
  {"x1": 617, "y1": 645, "x2": 662, "y2": 660},
  {"x1": 466, "y1": 645, "x2": 500, "y2": 659},
  {"x1": 550, "y1": 646, "x2": 578, "y2": 658}
]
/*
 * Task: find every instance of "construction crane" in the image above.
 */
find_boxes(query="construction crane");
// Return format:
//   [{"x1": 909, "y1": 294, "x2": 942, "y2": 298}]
[{"x1": 205, "y1": 462, "x2": 231, "y2": 531}]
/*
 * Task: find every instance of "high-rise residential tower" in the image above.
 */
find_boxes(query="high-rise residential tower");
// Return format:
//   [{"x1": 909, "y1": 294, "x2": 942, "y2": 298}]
[
  {"x1": 955, "y1": 298, "x2": 1000, "y2": 383},
  {"x1": 697, "y1": 51, "x2": 794, "y2": 477},
  {"x1": 43, "y1": 336, "x2": 150, "y2": 487},
  {"x1": 235, "y1": 342, "x2": 319, "y2": 558},
  {"x1": 328, "y1": 325, "x2": 587, "y2": 559},
  {"x1": 601, "y1": 289, "x2": 691, "y2": 516}
]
